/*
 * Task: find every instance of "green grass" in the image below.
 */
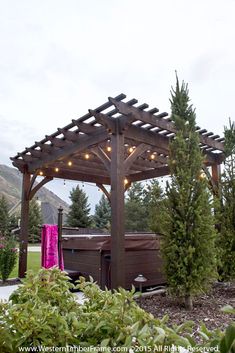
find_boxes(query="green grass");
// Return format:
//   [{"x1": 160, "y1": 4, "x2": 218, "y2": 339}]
[{"x1": 10, "y1": 252, "x2": 41, "y2": 279}]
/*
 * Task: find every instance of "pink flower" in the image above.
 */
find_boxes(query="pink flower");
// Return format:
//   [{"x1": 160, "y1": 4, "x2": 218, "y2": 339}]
[
  {"x1": 11, "y1": 248, "x2": 17, "y2": 253},
  {"x1": 0, "y1": 244, "x2": 5, "y2": 249}
]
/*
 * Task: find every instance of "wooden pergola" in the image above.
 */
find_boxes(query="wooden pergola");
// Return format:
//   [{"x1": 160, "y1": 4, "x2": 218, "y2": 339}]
[{"x1": 11, "y1": 93, "x2": 225, "y2": 288}]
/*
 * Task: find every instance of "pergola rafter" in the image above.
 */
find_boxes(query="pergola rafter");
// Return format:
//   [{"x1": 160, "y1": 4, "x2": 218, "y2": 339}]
[{"x1": 11, "y1": 93, "x2": 225, "y2": 287}]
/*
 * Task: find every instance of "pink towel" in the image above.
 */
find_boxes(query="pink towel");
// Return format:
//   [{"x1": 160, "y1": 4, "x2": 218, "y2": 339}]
[{"x1": 41, "y1": 224, "x2": 64, "y2": 270}]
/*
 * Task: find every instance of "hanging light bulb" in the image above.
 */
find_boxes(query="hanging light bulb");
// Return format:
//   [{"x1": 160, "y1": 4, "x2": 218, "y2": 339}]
[
  {"x1": 68, "y1": 161, "x2": 72, "y2": 166},
  {"x1": 107, "y1": 146, "x2": 112, "y2": 152},
  {"x1": 150, "y1": 154, "x2": 155, "y2": 160},
  {"x1": 39, "y1": 170, "x2": 43, "y2": 176},
  {"x1": 55, "y1": 167, "x2": 59, "y2": 172},
  {"x1": 63, "y1": 179, "x2": 66, "y2": 187},
  {"x1": 198, "y1": 171, "x2": 206, "y2": 180},
  {"x1": 124, "y1": 178, "x2": 129, "y2": 185},
  {"x1": 84, "y1": 153, "x2": 90, "y2": 160},
  {"x1": 129, "y1": 147, "x2": 134, "y2": 153}
]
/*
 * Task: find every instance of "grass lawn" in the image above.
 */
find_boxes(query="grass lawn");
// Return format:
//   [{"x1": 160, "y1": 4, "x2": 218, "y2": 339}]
[{"x1": 10, "y1": 252, "x2": 41, "y2": 279}]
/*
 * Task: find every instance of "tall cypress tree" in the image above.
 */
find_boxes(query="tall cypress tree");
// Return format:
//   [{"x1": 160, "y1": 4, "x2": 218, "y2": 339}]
[
  {"x1": 67, "y1": 185, "x2": 91, "y2": 228},
  {"x1": 162, "y1": 77, "x2": 217, "y2": 310},
  {"x1": 93, "y1": 194, "x2": 111, "y2": 230},
  {"x1": 217, "y1": 119, "x2": 235, "y2": 280}
]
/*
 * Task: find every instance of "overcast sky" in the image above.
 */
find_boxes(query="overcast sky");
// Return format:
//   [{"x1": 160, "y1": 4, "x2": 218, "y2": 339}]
[{"x1": 0, "y1": 0, "x2": 235, "y2": 211}]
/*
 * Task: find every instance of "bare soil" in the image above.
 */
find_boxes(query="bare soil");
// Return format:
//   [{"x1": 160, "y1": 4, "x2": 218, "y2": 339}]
[
  {"x1": 139, "y1": 282, "x2": 235, "y2": 331},
  {"x1": 0, "y1": 278, "x2": 21, "y2": 287}
]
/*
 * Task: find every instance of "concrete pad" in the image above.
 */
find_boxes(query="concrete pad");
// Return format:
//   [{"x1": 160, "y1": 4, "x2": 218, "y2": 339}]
[{"x1": 0, "y1": 285, "x2": 19, "y2": 301}]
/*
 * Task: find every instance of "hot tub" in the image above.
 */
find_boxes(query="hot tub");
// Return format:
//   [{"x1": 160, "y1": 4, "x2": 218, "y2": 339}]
[{"x1": 62, "y1": 233, "x2": 165, "y2": 289}]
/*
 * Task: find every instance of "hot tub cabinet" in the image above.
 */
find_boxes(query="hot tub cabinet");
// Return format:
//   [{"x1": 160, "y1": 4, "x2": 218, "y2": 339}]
[{"x1": 62, "y1": 233, "x2": 165, "y2": 289}]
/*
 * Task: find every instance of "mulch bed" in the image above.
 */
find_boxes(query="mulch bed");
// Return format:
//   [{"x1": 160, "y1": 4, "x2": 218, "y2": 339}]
[
  {"x1": 138, "y1": 282, "x2": 235, "y2": 332},
  {"x1": 0, "y1": 278, "x2": 21, "y2": 287}
]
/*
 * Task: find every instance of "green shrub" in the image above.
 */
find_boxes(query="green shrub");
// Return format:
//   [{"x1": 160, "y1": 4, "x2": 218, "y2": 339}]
[
  {"x1": 0, "y1": 268, "x2": 234, "y2": 352},
  {"x1": 0, "y1": 236, "x2": 18, "y2": 282}
]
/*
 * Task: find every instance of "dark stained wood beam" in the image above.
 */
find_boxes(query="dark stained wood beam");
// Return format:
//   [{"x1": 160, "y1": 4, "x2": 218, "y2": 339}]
[
  {"x1": 35, "y1": 142, "x2": 54, "y2": 153},
  {"x1": 28, "y1": 173, "x2": 37, "y2": 196},
  {"x1": 46, "y1": 163, "x2": 109, "y2": 177},
  {"x1": 128, "y1": 166, "x2": 170, "y2": 182},
  {"x1": 71, "y1": 121, "x2": 99, "y2": 134},
  {"x1": 29, "y1": 176, "x2": 53, "y2": 200},
  {"x1": 43, "y1": 168, "x2": 110, "y2": 184},
  {"x1": 125, "y1": 124, "x2": 170, "y2": 152},
  {"x1": 91, "y1": 146, "x2": 111, "y2": 173},
  {"x1": 124, "y1": 143, "x2": 150, "y2": 173},
  {"x1": 89, "y1": 109, "x2": 116, "y2": 133},
  {"x1": 60, "y1": 157, "x2": 108, "y2": 172},
  {"x1": 110, "y1": 98, "x2": 224, "y2": 152},
  {"x1": 57, "y1": 128, "x2": 80, "y2": 142},
  {"x1": 96, "y1": 183, "x2": 111, "y2": 203},
  {"x1": 28, "y1": 129, "x2": 108, "y2": 173},
  {"x1": 45, "y1": 136, "x2": 71, "y2": 148}
]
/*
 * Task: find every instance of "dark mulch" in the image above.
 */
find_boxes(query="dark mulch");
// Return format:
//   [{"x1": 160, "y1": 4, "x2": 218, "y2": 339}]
[
  {"x1": 0, "y1": 278, "x2": 21, "y2": 287},
  {"x1": 138, "y1": 282, "x2": 235, "y2": 332}
]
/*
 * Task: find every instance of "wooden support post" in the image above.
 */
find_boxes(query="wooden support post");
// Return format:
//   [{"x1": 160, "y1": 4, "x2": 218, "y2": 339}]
[
  {"x1": 211, "y1": 164, "x2": 221, "y2": 189},
  {"x1": 58, "y1": 207, "x2": 63, "y2": 268},
  {"x1": 18, "y1": 172, "x2": 31, "y2": 278},
  {"x1": 110, "y1": 125, "x2": 125, "y2": 289}
]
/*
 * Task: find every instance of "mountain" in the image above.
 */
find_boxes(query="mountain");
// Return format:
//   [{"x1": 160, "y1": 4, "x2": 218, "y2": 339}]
[{"x1": 0, "y1": 164, "x2": 69, "y2": 224}]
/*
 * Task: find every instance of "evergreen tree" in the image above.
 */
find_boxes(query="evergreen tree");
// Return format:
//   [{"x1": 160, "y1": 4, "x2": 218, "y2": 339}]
[
  {"x1": 0, "y1": 196, "x2": 10, "y2": 236},
  {"x1": 162, "y1": 77, "x2": 217, "y2": 310},
  {"x1": 93, "y1": 194, "x2": 111, "y2": 230},
  {"x1": 67, "y1": 185, "x2": 91, "y2": 227},
  {"x1": 143, "y1": 179, "x2": 166, "y2": 234},
  {"x1": 125, "y1": 182, "x2": 149, "y2": 232},
  {"x1": 217, "y1": 119, "x2": 235, "y2": 280},
  {"x1": 28, "y1": 198, "x2": 42, "y2": 243}
]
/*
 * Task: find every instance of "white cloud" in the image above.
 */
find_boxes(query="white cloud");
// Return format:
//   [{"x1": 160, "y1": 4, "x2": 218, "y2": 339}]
[{"x1": 0, "y1": 0, "x2": 235, "y2": 207}]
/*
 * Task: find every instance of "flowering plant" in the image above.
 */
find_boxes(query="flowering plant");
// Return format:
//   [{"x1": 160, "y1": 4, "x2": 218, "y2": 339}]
[{"x1": 0, "y1": 236, "x2": 18, "y2": 282}]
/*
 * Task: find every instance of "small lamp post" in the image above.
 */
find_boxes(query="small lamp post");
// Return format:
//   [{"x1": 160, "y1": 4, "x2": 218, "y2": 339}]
[{"x1": 134, "y1": 274, "x2": 147, "y2": 294}]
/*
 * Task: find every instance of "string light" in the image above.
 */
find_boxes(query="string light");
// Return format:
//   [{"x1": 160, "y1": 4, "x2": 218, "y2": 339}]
[
  {"x1": 63, "y1": 179, "x2": 66, "y2": 187},
  {"x1": 84, "y1": 153, "x2": 90, "y2": 160},
  {"x1": 39, "y1": 171, "x2": 43, "y2": 176},
  {"x1": 199, "y1": 171, "x2": 206, "y2": 180},
  {"x1": 107, "y1": 146, "x2": 112, "y2": 152},
  {"x1": 55, "y1": 167, "x2": 59, "y2": 172},
  {"x1": 124, "y1": 178, "x2": 129, "y2": 185},
  {"x1": 68, "y1": 161, "x2": 72, "y2": 166},
  {"x1": 129, "y1": 146, "x2": 136, "y2": 153},
  {"x1": 150, "y1": 154, "x2": 155, "y2": 160}
]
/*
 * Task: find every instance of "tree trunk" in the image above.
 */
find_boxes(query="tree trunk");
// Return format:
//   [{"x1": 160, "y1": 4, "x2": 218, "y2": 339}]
[{"x1": 185, "y1": 294, "x2": 193, "y2": 310}]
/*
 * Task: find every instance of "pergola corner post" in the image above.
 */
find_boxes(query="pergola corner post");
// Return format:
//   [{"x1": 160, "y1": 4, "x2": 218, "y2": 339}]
[
  {"x1": 110, "y1": 121, "x2": 125, "y2": 289},
  {"x1": 211, "y1": 163, "x2": 221, "y2": 187},
  {"x1": 18, "y1": 171, "x2": 31, "y2": 278}
]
